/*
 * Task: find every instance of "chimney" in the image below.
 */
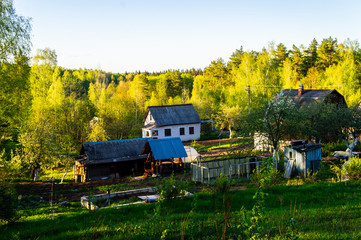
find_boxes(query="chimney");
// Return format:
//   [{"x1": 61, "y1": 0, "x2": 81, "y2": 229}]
[{"x1": 298, "y1": 84, "x2": 304, "y2": 96}]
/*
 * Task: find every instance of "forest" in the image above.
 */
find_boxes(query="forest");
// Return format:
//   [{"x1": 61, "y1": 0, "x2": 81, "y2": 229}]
[{"x1": 1, "y1": 0, "x2": 361, "y2": 178}]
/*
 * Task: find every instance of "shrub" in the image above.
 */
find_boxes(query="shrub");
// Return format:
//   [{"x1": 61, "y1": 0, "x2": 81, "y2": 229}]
[
  {"x1": 342, "y1": 157, "x2": 361, "y2": 180},
  {"x1": 213, "y1": 174, "x2": 230, "y2": 193},
  {"x1": 322, "y1": 142, "x2": 347, "y2": 157},
  {"x1": 156, "y1": 173, "x2": 187, "y2": 200},
  {"x1": 0, "y1": 183, "x2": 19, "y2": 223}
]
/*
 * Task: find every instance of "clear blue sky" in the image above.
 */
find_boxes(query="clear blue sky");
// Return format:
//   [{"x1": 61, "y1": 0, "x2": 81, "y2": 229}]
[{"x1": 14, "y1": 0, "x2": 361, "y2": 73}]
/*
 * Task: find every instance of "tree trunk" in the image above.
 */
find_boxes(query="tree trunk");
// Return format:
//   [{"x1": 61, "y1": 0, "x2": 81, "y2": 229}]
[
  {"x1": 229, "y1": 125, "x2": 232, "y2": 139},
  {"x1": 33, "y1": 168, "x2": 39, "y2": 182},
  {"x1": 345, "y1": 134, "x2": 359, "y2": 159},
  {"x1": 61, "y1": 169, "x2": 68, "y2": 183},
  {"x1": 273, "y1": 148, "x2": 278, "y2": 170}
]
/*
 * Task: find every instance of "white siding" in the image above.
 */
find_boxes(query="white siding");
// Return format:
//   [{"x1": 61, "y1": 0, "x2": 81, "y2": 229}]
[{"x1": 142, "y1": 123, "x2": 201, "y2": 141}]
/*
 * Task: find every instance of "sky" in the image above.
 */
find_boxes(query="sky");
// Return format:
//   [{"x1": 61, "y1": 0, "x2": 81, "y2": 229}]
[{"x1": 14, "y1": 0, "x2": 361, "y2": 73}]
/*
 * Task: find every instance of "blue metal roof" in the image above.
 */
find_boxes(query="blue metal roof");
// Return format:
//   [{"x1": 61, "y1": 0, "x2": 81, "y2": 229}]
[{"x1": 147, "y1": 137, "x2": 187, "y2": 160}]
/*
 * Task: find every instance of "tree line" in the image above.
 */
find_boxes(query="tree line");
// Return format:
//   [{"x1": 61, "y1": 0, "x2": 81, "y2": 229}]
[{"x1": 1, "y1": 0, "x2": 361, "y2": 178}]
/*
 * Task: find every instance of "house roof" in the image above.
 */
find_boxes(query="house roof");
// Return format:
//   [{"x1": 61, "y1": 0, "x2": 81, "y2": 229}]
[
  {"x1": 280, "y1": 89, "x2": 347, "y2": 107},
  {"x1": 142, "y1": 137, "x2": 188, "y2": 160},
  {"x1": 80, "y1": 138, "x2": 148, "y2": 165},
  {"x1": 143, "y1": 104, "x2": 201, "y2": 127}
]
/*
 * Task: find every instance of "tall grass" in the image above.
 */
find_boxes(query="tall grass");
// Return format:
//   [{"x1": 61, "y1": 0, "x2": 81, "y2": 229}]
[{"x1": 2, "y1": 180, "x2": 361, "y2": 239}]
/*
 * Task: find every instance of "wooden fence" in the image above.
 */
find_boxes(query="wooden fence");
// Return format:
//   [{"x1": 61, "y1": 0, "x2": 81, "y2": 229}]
[{"x1": 191, "y1": 156, "x2": 265, "y2": 184}]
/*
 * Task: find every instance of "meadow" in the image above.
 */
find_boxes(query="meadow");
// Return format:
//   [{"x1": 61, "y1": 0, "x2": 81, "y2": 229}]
[{"x1": 2, "y1": 179, "x2": 361, "y2": 240}]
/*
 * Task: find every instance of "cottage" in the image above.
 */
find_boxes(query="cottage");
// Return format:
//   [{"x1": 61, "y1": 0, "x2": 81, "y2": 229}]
[
  {"x1": 142, "y1": 104, "x2": 201, "y2": 141},
  {"x1": 142, "y1": 137, "x2": 188, "y2": 176},
  {"x1": 281, "y1": 84, "x2": 347, "y2": 107},
  {"x1": 284, "y1": 140, "x2": 322, "y2": 178},
  {"x1": 74, "y1": 138, "x2": 148, "y2": 182}
]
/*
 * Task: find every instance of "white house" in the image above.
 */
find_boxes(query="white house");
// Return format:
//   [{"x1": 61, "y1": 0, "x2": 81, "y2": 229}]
[{"x1": 142, "y1": 104, "x2": 201, "y2": 142}]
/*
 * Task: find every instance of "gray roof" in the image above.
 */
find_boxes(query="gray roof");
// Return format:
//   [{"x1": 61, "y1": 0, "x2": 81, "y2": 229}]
[
  {"x1": 289, "y1": 143, "x2": 323, "y2": 153},
  {"x1": 81, "y1": 138, "x2": 148, "y2": 165},
  {"x1": 144, "y1": 104, "x2": 201, "y2": 127},
  {"x1": 280, "y1": 89, "x2": 346, "y2": 107}
]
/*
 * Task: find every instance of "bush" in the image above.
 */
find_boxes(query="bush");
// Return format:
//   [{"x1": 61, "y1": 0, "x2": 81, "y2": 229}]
[
  {"x1": 0, "y1": 183, "x2": 19, "y2": 223},
  {"x1": 156, "y1": 173, "x2": 187, "y2": 200},
  {"x1": 322, "y1": 142, "x2": 347, "y2": 157},
  {"x1": 342, "y1": 157, "x2": 361, "y2": 180},
  {"x1": 213, "y1": 174, "x2": 230, "y2": 193}
]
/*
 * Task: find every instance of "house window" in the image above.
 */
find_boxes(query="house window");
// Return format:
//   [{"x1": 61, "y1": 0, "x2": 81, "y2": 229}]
[
  {"x1": 146, "y1": 131, "x2": 150, "y2": 137},
  {"x1": 152, "y1": 130, "x2": 158, "y2": 136},
  {"x1": 289, "y1": 152, "x2": 292, "y2": 159},
  {"x1": 149, "y1": 114, "x2": 153, "y2": 121},
  {"x1": 180, "y1": 127, "x2": 185, "y2": 135},
  {"x1": 189, "y1": 127, "x2": 194, "y2": 135},
  {"x1": 165, "y1": 129, "x2": 171, "y2": 136}
]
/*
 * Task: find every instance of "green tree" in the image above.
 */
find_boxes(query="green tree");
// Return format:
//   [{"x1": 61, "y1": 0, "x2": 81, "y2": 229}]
[
  {"x1": 87, "y1": 120, "x2": 109, "y2": 142},
  {"x1": 0, "y1": 0, "x2": 31, "y2": 159},
  {"x1": 215, "y1": 104, "x2": 242, "y2": 138}
]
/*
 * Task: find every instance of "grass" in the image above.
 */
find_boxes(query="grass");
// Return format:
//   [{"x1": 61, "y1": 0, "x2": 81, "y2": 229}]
[
  {"x1": 190, "y1": 137, "x2": 252, "y2": 153},
  {"x1": 2, "y1": 180, "x2": 361, "y2": 239}
]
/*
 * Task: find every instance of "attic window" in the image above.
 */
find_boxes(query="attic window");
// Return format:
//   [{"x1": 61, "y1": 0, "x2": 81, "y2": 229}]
[
  {"x1": 289, "y1": 152, "x2": 292, "y2": 159},
  {"x1": 149, "y1": 114, "x2": 153, "y2": 121}
]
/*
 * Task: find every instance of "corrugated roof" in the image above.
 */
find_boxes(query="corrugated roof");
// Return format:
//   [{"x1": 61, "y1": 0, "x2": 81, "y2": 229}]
[
  {"x1": 144, "y1": 104, "x2": 201, "y2": 127},
  {"x1": 143, "y1": 137, "x2": 187, "y2": 160},
  {"x1": 81, "y1": 138, "x2": 148, "y2": 165}
]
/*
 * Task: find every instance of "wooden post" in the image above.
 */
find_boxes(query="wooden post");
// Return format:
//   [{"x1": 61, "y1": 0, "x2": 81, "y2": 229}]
[
  {"x1": 247, "y1": 164, "x2": 250, "y2": 180},
  {"x1": 238, "y1": 164, "x2": 240, "y2": 181}
]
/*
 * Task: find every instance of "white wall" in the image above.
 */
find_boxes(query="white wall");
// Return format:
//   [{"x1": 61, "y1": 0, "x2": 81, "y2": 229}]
[{"x1": 142, "y1": 123, "x2": 201, "y2": 141}]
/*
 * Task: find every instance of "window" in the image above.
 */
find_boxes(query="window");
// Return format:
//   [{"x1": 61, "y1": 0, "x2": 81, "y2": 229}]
[
  {"x1": 152, "y1": 130, "x2": 158, "y2": 136},
  {"x1": 146, "y1": 131, "x2": 150, "y2": 137},
  {"x1": 149, "y1": 114, "x2": 153, "y2": 121},
  {"x1": 165, "y1": 128, "x2": 171, "y2": 136},
  {"x1": 179, "y1": 127, "x2": 185, "y2": 135},
  {"x1": 189, "y1": 127, "x2": 194, "y2": 135},
  {"x1": 289, "y1": 152, "x2": 292, "y2": 159}
]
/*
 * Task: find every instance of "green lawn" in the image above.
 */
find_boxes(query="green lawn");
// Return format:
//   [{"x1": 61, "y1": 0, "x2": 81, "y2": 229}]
[{"x1": 2, "y1": 180, "x2": 361, "y2": 239}]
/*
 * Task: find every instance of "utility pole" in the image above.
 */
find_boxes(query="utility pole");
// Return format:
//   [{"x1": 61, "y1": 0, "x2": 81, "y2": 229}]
[{"x1": 245, "y1": 85, "x2": 251, "y2": 116}]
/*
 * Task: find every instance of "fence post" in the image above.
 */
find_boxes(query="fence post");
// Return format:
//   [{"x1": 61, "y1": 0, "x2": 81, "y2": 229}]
[
  {"x1": 208, "y1": 170, "x2": 210, "y2": 184},
  {"x1": 229, "y1": 165, "x2": 232, "y2": 181},
  {"x1": 201, "y1": 167, "x2": 204, "y2": 184},
  {"x1": 247, "y1": 164, "x2": 250, "y2": 180},
  {"x1": 238, "y1": 164, "x2": 240, "y2": 181}
]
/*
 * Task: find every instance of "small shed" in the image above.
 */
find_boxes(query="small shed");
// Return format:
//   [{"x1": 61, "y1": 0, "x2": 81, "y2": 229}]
[
  {"x1": 75, "y1": 138, "x2": 148, "y2": 182},
  {"x1": 142, "y1": 137, "x2": 188, "y2": 176},
  {"x1": 284, "y1": 140, "x2": 322, "y2": 178}
]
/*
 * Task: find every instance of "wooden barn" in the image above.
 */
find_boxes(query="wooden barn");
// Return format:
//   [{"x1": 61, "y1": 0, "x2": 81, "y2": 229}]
[
  {"x1": 284, "y1": 140, "x2": 322, "y2": 178},
  {"x1": 74, "y1": 138, "x2": 148, "y2": 182},
  {"x1": 142, "y1": 137, "x2": 188, "y2": 176}
]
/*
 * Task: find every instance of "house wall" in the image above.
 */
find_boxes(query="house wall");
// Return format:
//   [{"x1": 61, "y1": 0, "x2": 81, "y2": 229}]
[
  {"x1": 142, "y1": 123, "x2": 201, "y2": 141},
  {"x1": 144, "y1": 112, "x2": 154, "y2": 125}
]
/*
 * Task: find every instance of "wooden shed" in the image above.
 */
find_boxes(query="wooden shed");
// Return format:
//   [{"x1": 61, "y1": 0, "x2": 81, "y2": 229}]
[
  {"x1": 74, "y1": 138, "x2": 148, "y2": 182},
  {"x1": 284, "y1": 140, "x2": 322, "y2": 178},
  {"x1": 142, "y1": 137, "x2": 188, "y2": 176}
]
